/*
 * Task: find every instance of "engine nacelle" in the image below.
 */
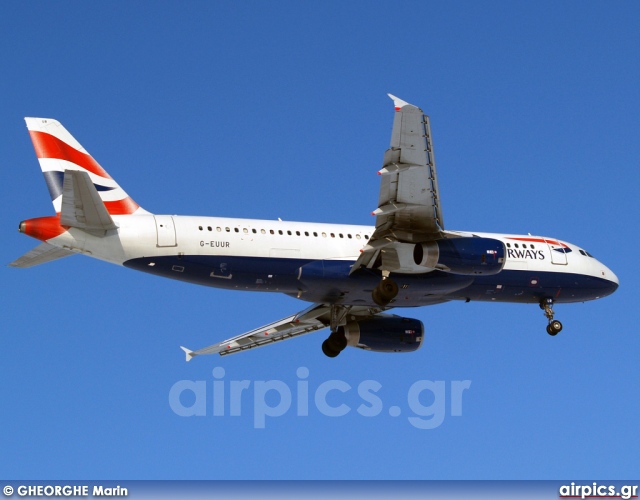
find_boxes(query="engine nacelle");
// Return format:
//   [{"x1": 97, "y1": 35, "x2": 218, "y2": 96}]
[
  {"x1": 343, "y1": 317, "x2": 424, "y2": 353},
  {"x1": 413, "y1": 237, "x2": 505, "y2": 276}
]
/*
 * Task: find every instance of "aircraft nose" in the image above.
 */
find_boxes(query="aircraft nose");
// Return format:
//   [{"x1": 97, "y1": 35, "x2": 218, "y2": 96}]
[
  {"x1": 608, "y1": 269, "x2": 619, "y2": 288},
  {"x1": 599, "y1": 263, "x2": 619, "y2": 296}
]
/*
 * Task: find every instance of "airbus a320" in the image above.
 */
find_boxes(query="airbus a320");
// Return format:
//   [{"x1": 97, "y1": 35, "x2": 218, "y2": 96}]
[{"x1": 11, "y1": 95, "x2": 619, "y2": 359}]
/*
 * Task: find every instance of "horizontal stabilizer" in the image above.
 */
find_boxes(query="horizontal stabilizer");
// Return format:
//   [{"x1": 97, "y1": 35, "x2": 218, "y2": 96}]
[
  {"x1": 9, "y1": 242, "x2": 74, "y2": 268},
  {"x1": 60, "y1": 170, "x2": 118, "y2": 236}
]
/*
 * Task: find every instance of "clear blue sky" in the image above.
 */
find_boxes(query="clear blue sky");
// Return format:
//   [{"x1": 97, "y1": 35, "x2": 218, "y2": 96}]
[{"x1": 1, "y1": 2, "x2": 638, "y2": 479}]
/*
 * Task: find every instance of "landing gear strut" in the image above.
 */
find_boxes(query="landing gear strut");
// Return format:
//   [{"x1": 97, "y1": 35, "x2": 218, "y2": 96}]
[
  {"x1": 372, "y1": 277, "x2": 399, "y2": 307},
  {"x1": 540, "y1": 298, "x2": 563, "y2": 336}
]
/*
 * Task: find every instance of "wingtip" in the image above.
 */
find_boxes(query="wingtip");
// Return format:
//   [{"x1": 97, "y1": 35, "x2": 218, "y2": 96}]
[
  {"x1": 387, "y1": 93, "x2": 410, "y2": 110},
  {"x1": 180, "y1": 346, "x2": 195, "y2": 362}
]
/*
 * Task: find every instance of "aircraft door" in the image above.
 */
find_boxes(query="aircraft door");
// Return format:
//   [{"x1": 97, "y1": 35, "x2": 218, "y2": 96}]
[
  {"x1": 544, "y1": 238, "x2": 568, "y2": 265},
  {"x1": 154, "y1": 215, "x2": 177, "y2": 247}
]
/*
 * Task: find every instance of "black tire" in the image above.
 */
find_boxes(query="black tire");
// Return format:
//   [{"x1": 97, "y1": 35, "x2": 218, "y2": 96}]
[
  {"x1": 550, "y1": 320, "x2": 563, "y2": 334},
  {"x1": 328, "y1": 329, "x2": 348, "y2": 352},
  {"x1": 372, "y1": 287, "x2": 389, "y2": 307},
  {"x1": 379, "y1": 279, "x2": 399, "y2": 301},
  {"x1": 546, "y1": 324, "x2": 556, "y2": 336},
  {"x1": 322, "y1": 339, "x2": 340, "y2": 358}
]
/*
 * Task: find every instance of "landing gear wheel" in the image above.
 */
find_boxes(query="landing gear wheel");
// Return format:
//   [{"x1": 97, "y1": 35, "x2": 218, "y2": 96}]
[
  {"x1": 328, "y1": 329, "x2": 348, "y2": 351},
  {"x1": 322, "y1": 339, "x2": 340, "y2": 357},
  {"x1": 372, "y1": 278, "x2": 398, "y2": 306},
  {"x1": 322, "y1": 328, "x2": 348, "y2": 358},
  {"x1": 540, "y1": 298, "x2": 562, "y2": 336},
  {"x1": 379, "y1": 279, "x2": 399, "y2": 299},
  {"x1": 547, "y1": 320, "x2": 563, "y2": 336},
  {"x1": 372, "y1": 287, "x2": 386, "y2": 307}
]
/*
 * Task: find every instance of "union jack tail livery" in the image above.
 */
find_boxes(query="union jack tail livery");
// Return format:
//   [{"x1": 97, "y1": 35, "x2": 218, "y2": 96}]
[
  {"x1": 25, "y1": 117, "x2": 145, "y2": 215},
  {"x1": 10, "y1": 118, "x2": 149, "y2": 269}
]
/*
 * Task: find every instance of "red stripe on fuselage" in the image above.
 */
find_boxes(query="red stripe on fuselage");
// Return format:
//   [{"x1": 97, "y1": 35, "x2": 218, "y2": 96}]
[
  {"x1": 508, "y1": 237, "x2": 566, "y2": 247},
  {"x1": 29, "y1": 130, "x2": 111, "y2": 179}
]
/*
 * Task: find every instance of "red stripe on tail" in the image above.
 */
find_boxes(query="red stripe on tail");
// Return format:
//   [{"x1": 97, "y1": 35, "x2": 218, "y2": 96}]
[
  {"x1": 104, "y1": 197, "x2": 139, "y2": 215},
  {"x1": 29, "y1": 130, "x2": 112, "y2": 179}
]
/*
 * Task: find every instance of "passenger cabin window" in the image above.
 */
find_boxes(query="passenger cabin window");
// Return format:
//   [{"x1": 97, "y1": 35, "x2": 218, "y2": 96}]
[
  {"x1": 234, "y1": 228, "x2": 239, "y2": 233},
  {"x1": 296, "y1": 231, "x2": 300, "y2": 236},
  {"x1": 322, "y1": 232, "x2": 327, "y2": 238},
  {"x1": 207, "y1": 226, "x2": 212, "y2": 231},
  {"x1": 313, "y1": 232, "x2": 318, "y2": 237},
  {"x1": 278, "y1": 230, "x2": 283, "y2": 235},
  {"x1": 198, "y1": 226, "x2": 203, "y2": 231},
  {"x1": 356, "y1": 234, "x2": 361, "y2": 240},
  {"x1": 243, "y1": 228, "x2": 248, "y2": 233},
  {"x1": 217, "y1": 227, "x2": 222, "y2": 232},
  {"x1": 225, "y1": 227, "x2": 230, "y2": 232}
]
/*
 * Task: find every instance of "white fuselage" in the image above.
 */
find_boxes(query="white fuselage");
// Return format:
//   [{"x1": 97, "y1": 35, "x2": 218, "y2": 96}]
[{"x1": 45, "y1": 214, "x2": 619, "y2": 307}]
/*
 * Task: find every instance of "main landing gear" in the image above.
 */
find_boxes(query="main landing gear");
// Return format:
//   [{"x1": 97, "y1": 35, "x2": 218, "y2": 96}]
[
  {"x1": 372, "y1": 276, "x2": 399, "y2": 307},
  {"x1": 322, "y1": 328, "x2": 347, "y2": 358},
  {"x1": 322, "y1": 305, "x2": 351, "y2": 358},
  {"x1": 540, "y1": 298, "x2": 563, "y2": 336}
]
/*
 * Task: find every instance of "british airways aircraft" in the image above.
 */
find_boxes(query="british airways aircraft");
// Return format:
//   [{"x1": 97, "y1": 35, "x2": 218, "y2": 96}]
[{"x1": 11, "y1": 95, "x2": 618, "y2": 360}]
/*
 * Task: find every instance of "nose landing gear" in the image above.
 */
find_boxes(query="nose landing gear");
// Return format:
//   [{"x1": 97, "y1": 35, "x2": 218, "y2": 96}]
[{"x1": 540, "y1": 298, "x2": 563, "y2": 336}]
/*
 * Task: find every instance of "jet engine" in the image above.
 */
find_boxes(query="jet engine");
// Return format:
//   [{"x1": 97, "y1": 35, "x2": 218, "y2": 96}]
[
  {"x1": 413, "y1": 237, "x2": 505, "y2": 275},
  {"x1": 322, "y1": 316, "x2": 424, "y2": 357}
]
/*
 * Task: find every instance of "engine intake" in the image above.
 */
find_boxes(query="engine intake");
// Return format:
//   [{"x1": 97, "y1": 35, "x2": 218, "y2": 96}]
[{"x1": 414, "y1": 237, "x2": 505, "y2": 275}]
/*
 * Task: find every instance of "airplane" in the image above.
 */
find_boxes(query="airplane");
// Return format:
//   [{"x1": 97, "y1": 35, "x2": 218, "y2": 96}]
[{"x1": 10, "y1": 95, "x2": 619, "y2": 360}]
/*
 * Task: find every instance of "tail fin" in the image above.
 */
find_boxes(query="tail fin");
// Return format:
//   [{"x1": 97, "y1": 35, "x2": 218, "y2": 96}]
[{"x1": 25, "y1": 118, "x2": 148, "y2": 215}]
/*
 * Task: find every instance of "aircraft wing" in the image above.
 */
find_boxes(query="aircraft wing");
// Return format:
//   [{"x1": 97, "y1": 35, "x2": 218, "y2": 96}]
[
  {"x1": 351, "y1": 94, "x2": 445, "y2": 274},
  {"x1": 179, "y1": 303, "x2": 388, "y2": 360}
]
